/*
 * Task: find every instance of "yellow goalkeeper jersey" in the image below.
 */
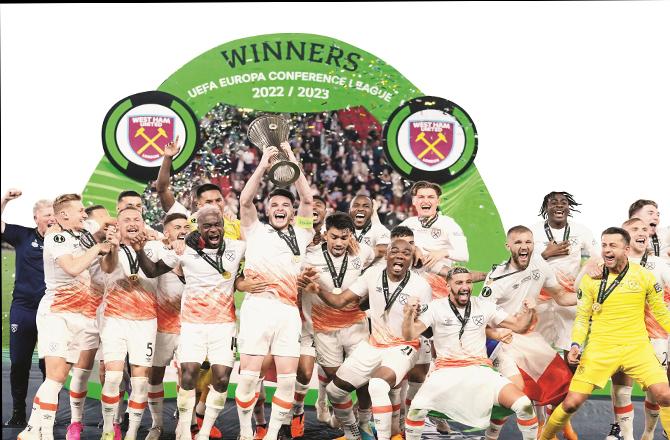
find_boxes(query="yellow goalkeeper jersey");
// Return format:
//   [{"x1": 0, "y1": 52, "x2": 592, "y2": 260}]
[{"x1": 573, "y1": 262, "x2": 669, "y2": 346}]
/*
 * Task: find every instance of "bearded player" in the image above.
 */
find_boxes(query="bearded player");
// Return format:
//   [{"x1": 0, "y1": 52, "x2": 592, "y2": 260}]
[
  {"x1": 236, "y1": 142, "x2": 314, "y2": 440},
  {"x1": 299, "y1": 239, "x2": 432, "y2": 440},
  {"x1": 480, "y1": 226, "x2": 577, "y2": 440},
  {"x1": 402, "y1": 267, "x2": 539, "y2": 440}
]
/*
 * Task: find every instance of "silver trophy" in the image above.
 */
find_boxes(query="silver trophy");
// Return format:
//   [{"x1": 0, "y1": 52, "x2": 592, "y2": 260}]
[{"x1": 247, "y1": 115, "x2": 300, "y2": 187}]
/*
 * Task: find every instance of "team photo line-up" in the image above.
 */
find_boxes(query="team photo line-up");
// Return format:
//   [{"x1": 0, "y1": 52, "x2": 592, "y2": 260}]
[{"x1": 2, "y1": 139, "x2": 670, "y2": 440}]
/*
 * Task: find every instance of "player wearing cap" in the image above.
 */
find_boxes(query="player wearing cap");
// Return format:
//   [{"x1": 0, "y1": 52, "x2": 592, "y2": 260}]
[
  {"x1": 298, "y1": 212, "x2": 376, "y2": 439},
  {"x1": 402, "y1": 267, "x2": 539, "y2": 440},
  {"x1": 629, "y1": 199, "x2": 670, "y2": 260},
  {"x1": 540, "y1": 227, "x2": 670, "y2": 440},
  {"x1": 235, "y1": 142, "x2": 315, "y2": 440},
  {"x1": 300, "y1": 238, "x2": 432, "y2": 440},
  {"x1": 399, "y1": 181, "x2": 468, "y2": 299},
  {"x1": 136, "y1": 205, "x2": 246, "y2": 440},
  {"x1": 349, "y1": 195, "x2": 390, "y2": 257},
  {"x1": 531, "y1": 192, "x2": 599, "y2": 358},
  {"x1": 480, "y1": 225, "x2": 577, "y2": 440},
  {"x1": 140, "y1": 213, "x2": 189, "y2": 440},
  {"x1": 18, "y1": 194, "x2": 110, "y2": 440},
  {"x1": 98, "y1": 208, "x2": 161, "y2": 440},
  {"x1": 2, "y1": 190, "x2": 54, "y2": 428}
]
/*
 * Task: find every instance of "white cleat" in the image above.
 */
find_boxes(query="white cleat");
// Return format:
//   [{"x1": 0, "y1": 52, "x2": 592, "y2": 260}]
[
  {"x1": 145, "y1": 426, "x2": 163, "y2": 440},
  {"x1": 316, "y1": 400, "x2": 332, "y2": 425},
  {"x1": 17, "y1": 425, "x2": 42, "y2": 440}
]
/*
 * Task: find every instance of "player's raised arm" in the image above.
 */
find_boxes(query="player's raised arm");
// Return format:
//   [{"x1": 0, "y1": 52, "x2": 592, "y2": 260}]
[
  {"x1": 1, "y1": 188, "x2": 22, "y2": 232},
  {"x1": 280, "y1": 141, "x2": 313, "y2": 220},
  {"x1": 498, "y1": 301, "x2": 536, "y2": 333},
  {"x1": 298, "y1": 266, "x2": 359, "y2": 309},
  {"x1": 131, "y1": 231, "x2": 174, "y2": 278},
  {"x1": 402, "y1": 300, "x2": 428, "y2": 340},
  {"x1": 156, "y1": 136, "x2": 180, "y2": 212},
  {"x1": 240, "y1": 146, "x2": 276, "y2": 228}
]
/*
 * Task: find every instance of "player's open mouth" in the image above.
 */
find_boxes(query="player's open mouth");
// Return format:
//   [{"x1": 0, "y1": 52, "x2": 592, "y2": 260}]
[
  {"x1": 604, "y1": 255, "x2": 615, "y2": 264},
  {"x1": 392, "y1": 261, "x2": 405, "y2": 272},
  {"x1": 518, "y1": 250, "x2": 529, "y2": 262},
  {"x1": 47, "y1": 219, "x2": 58, "y2": 227},
  {"x1": 650, "y1": 222, "x2": 657, "y2": 227},
  {"x1": 313, "y1": 211, "x2": 320, "y2": 221},
  {"x1": 355, "y1": 213, "x2": 366, "y2": 219},
  {"x1": 420, "y1": 204, "x2": 432, "y2": 211},
  {"x1": 635, "y1": 238, "x2": 646, "y2": 245},
  {"x1": 456, "y1": 289, "x2": 470, "y2": 298},
  {"x1": 127, "y1": 226, "x2": 139, "y2": 235},
  {"x1": 274, "y1": 212, "x2": 287, "y2": 220},
  {"x1": 208, "y1": 233, "x2": 221, "y2": 244},
  {"x1": 177, "y1": 233, "x2": 187, "y2": 240}
]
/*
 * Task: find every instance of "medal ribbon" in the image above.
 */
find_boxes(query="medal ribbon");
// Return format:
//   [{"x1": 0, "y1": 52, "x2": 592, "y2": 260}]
[
  {"x1": 544, "y1": 221, "x2": 570, "y2": 243},
  {"x1": 596, "y1": 263, "x2": 629, "y2": 306},
  {"x1": 641, "y1": 252, "x2": 648, "y2": 268},
  {"x1": 277, "y1": 225, "x2": 301, "y2": 256},
  {"x1": 355, "y1": 221, "x2": 372, "y2": 243},
  {"x1": 321, "y1": 242, "x2": 348, "y2": 288},
  {"x1": 651, "y1": 235, "x2": 660, "y2": 257},
  {"x1": 448, "y1": 299, "x2": 472, "y2": 340},
  {"x1": 420, "y1": 214, "x2": 439, "y2": 229},
  {"x1": 196, "y1": 241, "x2": 226, "y2": 274},
  {"x1": 382, "y1": 269, "x2": 411, "y2": 311},
  {"x1": 120, "y1": 244, "x2": 140, "y2": 277}
]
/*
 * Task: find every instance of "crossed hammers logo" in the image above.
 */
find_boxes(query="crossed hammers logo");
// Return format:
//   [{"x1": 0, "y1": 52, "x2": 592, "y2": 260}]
[
  {"x1": 134, "y1": 126, "x2": 168, "y2": 155},
  {"x1": 415, "y1": 131, "x2": 447, "y2": 160}
]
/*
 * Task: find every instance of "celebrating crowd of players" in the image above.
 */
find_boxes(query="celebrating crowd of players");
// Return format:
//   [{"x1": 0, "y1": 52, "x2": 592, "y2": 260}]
[{"x1": 2, "y1": 140, "x2": 670, "y2": 440}]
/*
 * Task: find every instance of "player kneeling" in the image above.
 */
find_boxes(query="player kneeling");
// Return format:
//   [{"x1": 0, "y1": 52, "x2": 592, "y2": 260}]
[{"x1": 402, "y1": 267, "x2": 539, "y2": 440}]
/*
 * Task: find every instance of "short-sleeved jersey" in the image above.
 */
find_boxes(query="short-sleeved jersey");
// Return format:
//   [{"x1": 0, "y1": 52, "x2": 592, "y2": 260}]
[
  {"x1": 573, "y1": 262, "x2": 670, "y2": 346},
  {"x1": 2, "y1": 224, "x2": 46, "y2": 310},
  {"x1": 481, "y1": 255, "x2": 558, "y2": 315},
  {"x1": 147, "y1": 241, "x2": 185, "y2": 334},
  {"x1": 354, "y1": 222, "x2": 390, "y2": 249},
  {"x1": 43, "y1": 230, "x2": 99, "y2": 317},
  {"x1": 242, "y1": 220, "x2": 315, "y2": 307},
  {"x1": 348, "y1": 265, "x2": 432, "y2": 349},
  {"x1": 420, "y1": 296, "x2": 508, "y2": 367},
  {"x1": 632, "y1": 255, "x2": 670, "y2": 339},
  {"x1": 103, "y1": 241, "x2": 161, "y2": 321},
  {"x1": 163, "y1": 238, "x2": 245, "y2": 325},
  {"x1": 167, "y1": 201, "x2": 241, "y2": 239},
  {"x1": 650, "y1": 226, "x2": 670, "y2": 261},
  {"x1": 302, "y1": 243, "x2": 375, "y2": 333},
  {"x1": 531, "y1": 221, "x2": 598, "y2": 278},
  {"x1": 400, "y1": 215, "x2": 469, "y2": 270}
]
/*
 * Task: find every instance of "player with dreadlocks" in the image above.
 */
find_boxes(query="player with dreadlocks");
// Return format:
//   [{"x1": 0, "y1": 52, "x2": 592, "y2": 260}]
[{"x1": 530, "y1": 192, "x2": 599, "y2": 439}]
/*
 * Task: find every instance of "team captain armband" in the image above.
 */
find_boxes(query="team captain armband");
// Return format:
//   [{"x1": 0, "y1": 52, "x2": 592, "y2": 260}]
[{"x1": 294, "y1": 216, "x2": 314, "y2": 229}]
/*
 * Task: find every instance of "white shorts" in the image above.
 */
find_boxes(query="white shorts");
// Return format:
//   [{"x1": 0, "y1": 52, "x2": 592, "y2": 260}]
[
  {"x1": 153, "y1": 332, "x2": 179, "y2": 367},
  {"x1": 238, "y1": 296, "x2": 301, "y2": 358},
  {"x1": 492, "y1": 348, "x2": 520, "y2": 378},
  {"x1": 535, "y1": 302, "x2": 576, "y2": 351},
  {"x1": 78, "y1": 314, "x2": 100, "y2": 351},
  {"x1": 336, "y1": 340, "x2": 418, "y2": 389},
  {"x1": 411, "y1": 366, "x2": 510, "y2": 429},
  {"x1": 300, "y1": 323, "x2": 316, "y2": 358},
  {"x1": 37, "y1": 310, "x2": 93, "y2": 363},
  {"x1": 178, "y1": 322, "x2": 236, "y2": 367},
  {"x1": 314, "y1": 320, "x2": 369, "y2": 368},
  {"x1": 101, "y1": 317, "x2": 157, "y2": 367},
  {"x1": 651, "y1": 338, "x2": 669, "y2": 367},
  {"x1": 416, "y1": 336, "x2": 432, "y2": 365}
]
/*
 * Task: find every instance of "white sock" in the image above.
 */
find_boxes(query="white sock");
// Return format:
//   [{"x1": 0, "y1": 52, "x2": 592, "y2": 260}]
[
  {"x1": 389, "y1": 386, "x2": 402, "y2": 435},
  {"x1": 197, "y1": 386, "x2": 227, "y2": 440},
  {"x1": 69, "y1": 367, "x2": 91, "y2": 423},
  {"x1": 26, "y1": 396, "x2": 41, "y2": 432},
  {"x1": 148, "y1": 383, "x2": 164, "y2": 428},
  {"x1": 612, "y1": 385, "x2": 634, "y2": 440},
  {"x1": 195, "y1": 399, "x2": 206, "y2": 417},
  {"x1": 176, "y1": 388, "x2": 196, "y2": 439},
  {"x1": 485, "y1": 417, "x2": 508, "y2": 440},
  {"x1": 404, "y1": 408, "x2": 428, "y2": 440},
  {"x1": 235, "y1": 370, "x2": 260, "y2": 439},
  {"x1": 36, "y1": 378, "x2": 63, "y2": 440},
  {"x1": 369, "y1": 378, "x2": 392, "y2": 440},
  {"x1": 317, "y1": 366, "x2": 329, "y2": 406},
  {"x1": 292, "y1": 380, "x2": 310, "y2": 417},
  {"x1": 126, "y1": 376, "x2": 149, "y2": 439},
  {"x1": 266, "y1": 373, "x2": 296, "y2": 440},
  {"x1": 101, "y1": 371, "x2": 123, "y2": 434},
  {"x1": 326, "y1": 381, "x2": 360, "y2": 440},
  {"x1": 642, "y1": 391, "x2": 661, "y2": 440},
  {"x1": 511, "y1": 396, "x2": 538, "y2": 440}
]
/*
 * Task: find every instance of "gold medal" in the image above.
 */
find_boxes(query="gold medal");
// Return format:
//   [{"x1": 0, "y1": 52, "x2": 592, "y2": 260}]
[
  {"x1": 222, "y1": 271, "x2": 232, "y2": 280},
  {"x1": 333, "y1": 288, "x2": 342, "y2": 295},
  {"x1": 592, "y1": 303, "x2": 602, "y2": 313},
  {"x1": 293, "y1": 255, "x2": 301, "y2": 263},
  {"x1": 128, "y1": 274, "x2": 139, "y2": 282}
]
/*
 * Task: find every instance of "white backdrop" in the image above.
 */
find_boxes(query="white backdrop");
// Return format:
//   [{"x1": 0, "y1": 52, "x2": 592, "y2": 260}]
[{"x1": 2, "y1": 2, "x2": 669, "y2": 236}]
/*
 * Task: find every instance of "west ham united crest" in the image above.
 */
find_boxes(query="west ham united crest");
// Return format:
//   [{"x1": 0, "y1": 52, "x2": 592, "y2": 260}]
[
  {"x1": 128, "y1": 116, "x2": 175, "y2": 162},
  {"x1": 409, "y1": 121, "x2": 454, "y2": 166},
  {"x1": 382, "y1": 96, "x2": 477, "y2": 184},
  {"x1": 102, "y1": 91, "x2": 200, "y2": 182}
]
